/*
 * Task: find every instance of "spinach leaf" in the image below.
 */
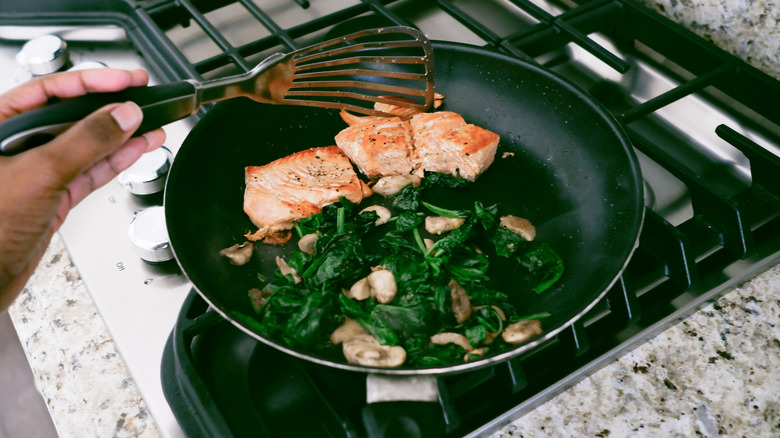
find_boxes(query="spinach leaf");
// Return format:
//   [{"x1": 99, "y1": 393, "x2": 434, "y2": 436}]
[
  {"x1": 283, "y1": 289, "x2": 339, "y2": 349},
  {"x1": 464, "y1": 324, "x2": 487, "y2": 346},
  {"x1": 407, "y1": 343, "x2": 466, "y2": 367},
  {"x1": 421, "y1": 172, "x2": 471, "y2": 189},
  {"x1": 467, "y1": 287, "x2": 510, "y2": 309},
  {"x1": 371, "y1": 304, "x2": 434, "y2": 340},
  {"x1": 421, "y1": 201, "x2": 469, "y2": 218},
  {"x1": 460, "y1": 303, "x2": 506, "y2": 346},
  {"x1": 473, "y1": 201, "x2": 499, "y2": 230},
  {"x1": 515, "y1": 241, "x2": 564, "y2": 293},
  {"x1": 379, "y1": 229, "x2": 421, "y2": 254},
  {"x1": 345, "y1": 205, "x2": 379, "y2": 236},
  {"x1": 489, "y1": 226, "x2": 527, "y2": 257},
  {"x1": 395, "y1": 211, "x2": 426, "y2": 232},
  {"x1": 445, "y1": 248, "x2": 490, "y2": 287},
  {"x1": 401, "y1": 334, "x2": 431, "y2": 357},
  {"x1": 471, "y1": 306, "x2": 504, "y2": 333},
  {"x1": 305, "y1": 234, "x2": 376, "y2": 290},
  {"x1": 231, "y1": 311, "x2": 266, "y2": 333},
  {"x1": 426, "y1": 220, "x2": 475, "y2": 257},
  {"x1": 391, "y1": 183, "x2": 422, "y2": 211},
  {"x1": 296, "y1": 213, "x2": 326, "y2": 237},
  {"x1": 287, "y1": 250, "x2": 312, "y2": 273},
  {"x1": 381, "y1": 253, "x2": 430, "y2": 296},
  {"x1": 337, "y1": 293, "x2": 399, "y2": 345}
]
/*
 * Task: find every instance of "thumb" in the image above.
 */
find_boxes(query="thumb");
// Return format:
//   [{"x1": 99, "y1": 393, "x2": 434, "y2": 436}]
[{"x1": 29, "y1": 101, "x2": 143, "y2": 188}]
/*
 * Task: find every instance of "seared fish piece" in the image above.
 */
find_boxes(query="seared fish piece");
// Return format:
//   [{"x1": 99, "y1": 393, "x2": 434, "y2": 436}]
[
  {"x1": 339, "y1": 109, "x2": 384, "y2": 127},
  {"x1": 410, "y1": 111, "x2": 500, "y2": 181},
  {"x1": 373, "y1": 93, "x2": 446, "y2": 118},
  {"x1": 339, "y1": 92, "x2": 444, "y2": 125},
  {"x1": 244, "y1": 146, "x2": 372, "y2": 244},
  {"x1": 334, "y1": 115, "x2": 415, "y2": 180}
]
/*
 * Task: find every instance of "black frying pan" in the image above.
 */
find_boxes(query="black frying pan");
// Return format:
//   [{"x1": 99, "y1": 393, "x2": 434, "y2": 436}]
[{"x1": 164, "y1": 42, "x2": 644, "y2": 376}]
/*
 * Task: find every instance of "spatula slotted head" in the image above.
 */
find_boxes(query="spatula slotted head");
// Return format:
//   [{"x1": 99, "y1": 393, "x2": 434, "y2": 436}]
[{"x1": 284, "y1": 26, "x2": 435, "y2": 116}]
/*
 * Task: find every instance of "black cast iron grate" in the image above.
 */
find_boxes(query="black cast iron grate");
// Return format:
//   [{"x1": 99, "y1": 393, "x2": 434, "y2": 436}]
[{"x1": 3, "y1": 0, "x2": 780, "y2": 436}]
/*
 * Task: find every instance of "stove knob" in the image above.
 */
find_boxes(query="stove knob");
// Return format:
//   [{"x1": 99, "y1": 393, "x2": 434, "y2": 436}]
[
  {"x1": 117, "y1": 147, "x2": 172, "y2": 196},
  {"x1": 128, "y1": 206, "x2": 174, "y2": 263},
  {"x1": 15, "y1": 34, "x2": 70, "y2": 75}
]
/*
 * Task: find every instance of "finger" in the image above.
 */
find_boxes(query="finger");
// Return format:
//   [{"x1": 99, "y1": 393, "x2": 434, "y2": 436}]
[
  {"x1": 0, "y1": 68, "x2": 149, "y2": 122},
  {"x1": 143, "y1": 128, "x2": 166, "y2": 153},
  {"x1": 25, "y1": 101, "x2": 144, "y2": 189},
  {"x1": 53, "y1": 128, "x2": 166, "y2": 230},
  {"x1": 61, "y1": 128, "x2": 166, "y2": 210}
]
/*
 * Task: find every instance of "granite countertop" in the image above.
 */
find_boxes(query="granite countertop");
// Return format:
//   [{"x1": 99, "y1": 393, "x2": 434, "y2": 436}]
[
  {"x1": 638, "y1": 0, "x2": 779, "y2": 80},
  {"x1": 9, "y1": 235, "x2": 158, "y2": 437},
  {"x1": 7, "y1": 1, "x2": 780, "y2": 437},
  {"x1": 494, "y1": 266, "x2": 780, "y2": 437}
]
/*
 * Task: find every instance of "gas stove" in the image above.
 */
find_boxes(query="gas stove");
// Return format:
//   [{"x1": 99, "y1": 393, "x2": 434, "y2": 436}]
[{"x1": 1, "y1": 1, "x2": 779, "y2": 437}]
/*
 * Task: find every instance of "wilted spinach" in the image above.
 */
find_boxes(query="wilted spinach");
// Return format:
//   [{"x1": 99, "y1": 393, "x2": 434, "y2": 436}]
[{"x1": 239, "y1": 173, "x2": 564, "y2": 367}]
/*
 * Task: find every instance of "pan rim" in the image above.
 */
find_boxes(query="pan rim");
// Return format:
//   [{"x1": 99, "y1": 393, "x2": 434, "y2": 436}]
[{"x1": 165, "y1": 41, "x2": 645, "y2": 376}]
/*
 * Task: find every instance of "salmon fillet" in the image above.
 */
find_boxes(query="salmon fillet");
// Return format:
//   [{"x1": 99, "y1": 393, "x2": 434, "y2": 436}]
[
  {"x1": 334, "y1": 115, "x2": 415, "y2": 180},
  {"x1": 372, "y1": 93, "x2": 446, "y2": 119},
  {"x1": 336, "y1": 109, "x2": 499, "y2": 182},
  {"x1": 410, "y1": 111, "x2": 500, "y2": 181},
  {"x1": 339, "y1": 109, "x2": 384, "y2": 127},
  {"x1": 244, "y1": 146, "x2": 372, "y2": 244}
]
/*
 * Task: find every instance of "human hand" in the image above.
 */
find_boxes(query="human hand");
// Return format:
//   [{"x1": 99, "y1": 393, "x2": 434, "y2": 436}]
[{"x1": 0, "y1": 68, "x2": 166, "y2": 312}]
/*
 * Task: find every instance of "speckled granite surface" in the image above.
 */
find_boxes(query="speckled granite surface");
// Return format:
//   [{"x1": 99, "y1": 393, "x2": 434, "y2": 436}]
[
  {"x1": 637, "y1": 0, "x2": 779, "y2": 80},
  {"x1": 6, "y1": 2, "x2": 780, "y2": 437},
  {"x1": 8, "y1": 234, "x2": 160, "y2": 438},
  {"x1": 491, "y1": 266, "x2": 780, "y2": 437}
]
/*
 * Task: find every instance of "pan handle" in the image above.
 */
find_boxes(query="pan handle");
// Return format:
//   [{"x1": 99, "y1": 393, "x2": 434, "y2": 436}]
[
  {"x1": 0, "y1": 81, "x2": 199, "y2": 156},
  {"x1": 362, "y1": 375, "x2": 446, "y2": 437}
]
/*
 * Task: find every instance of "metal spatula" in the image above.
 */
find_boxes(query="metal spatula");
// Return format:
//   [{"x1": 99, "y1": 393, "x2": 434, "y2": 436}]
[{"x1": 0, "y1": 26, "x2": 435, "y2": 155}]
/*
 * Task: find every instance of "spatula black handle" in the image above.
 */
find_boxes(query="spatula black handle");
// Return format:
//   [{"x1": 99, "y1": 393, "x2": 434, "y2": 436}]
[{"x1": 0, "y1": 81, "x2": 198, "y2": 155}]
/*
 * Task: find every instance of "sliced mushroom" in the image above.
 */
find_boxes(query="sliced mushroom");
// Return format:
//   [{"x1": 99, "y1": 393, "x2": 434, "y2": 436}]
[
  {"x1": 483, "y1": 332, "x2": 499, "y2": 345},
  {"x1": 342, "y1": 334, "x2": 406, "y2": 367},
  {"x1": 499, "y1": 215, "x2": 536, "y2": 241},
  {"x1": 297, "y1": 232, "x2": 318, "y2": 255},
  {"x1": 219, "y1": 242, "x2": 254, "y2": 265},
  {"x1": 448, "y1": 279, "x2": 472, "y2": 324},
  {"x1": 475, "y1": 305, "x2": 507, "y2": 321},
  {"x1": 372, "y1": 174, "x2": 421, "y2": 197},
  {"x1": 368, "y1": 269, "x2": 397, "y2": 304},
  {"x1": 360, "y1": 205, "x2": 392, "y2": 226},
  {"x1": 501, "y1": 320, "x2": 543, "y2": 344},
  {"x1": 425, "y1": 216, "x2": 466, "y2": 235},
  {"x1": 431, "y1": 332, "x2": 473, "y2": 352},
  {"x1": 275, "y1": 256, "x2": 301, "y2": 284},
  {"x1": 330, "y1": 317, "x2": 368, "y2": 345},
  {"x1": 248, "y1": 288, "x2": 272, "y2": 312},
  {"x1": 344, "y1": 277, "x2": 371, "y2": 300},
  {"x1": 464, "y1": 347, "x2": 489, "y2": 362}
]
